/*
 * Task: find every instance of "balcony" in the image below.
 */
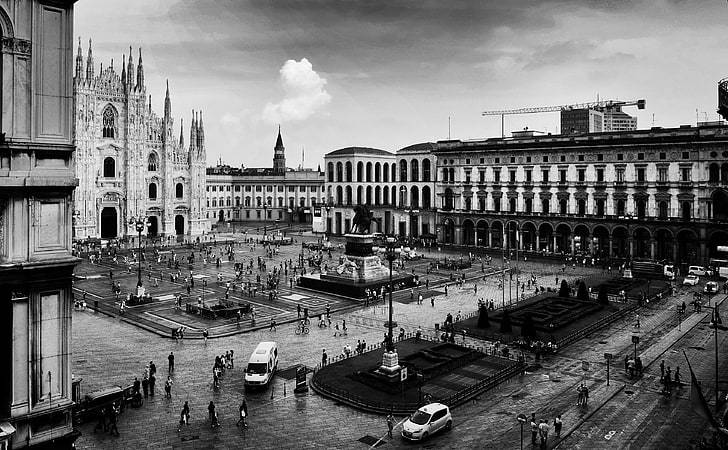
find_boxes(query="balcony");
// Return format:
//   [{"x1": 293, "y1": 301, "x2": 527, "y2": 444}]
[
  {"x1": 614, "y1": 180, "x2": 626, "y2": 188},
  {"x1": 492, "y1": 182, "x2": 502, "y2": 189},
  {"x1": 575, "y1": 180, "x2": 587, "y2": 188},
  {"x1": 594, "y1": 181, "x2": 607, "y2": 189},
  {"x1": 523, "y1": 181, "x2": 533, "y2": 188},
  {"x1": 679, "y1": 180, "x2": 693, "y2": 189}
]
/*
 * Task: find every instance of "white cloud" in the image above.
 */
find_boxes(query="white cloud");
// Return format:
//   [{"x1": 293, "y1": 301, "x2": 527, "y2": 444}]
[{"x1": 263, "y1": 58, "x2": 331, "y2": 124}]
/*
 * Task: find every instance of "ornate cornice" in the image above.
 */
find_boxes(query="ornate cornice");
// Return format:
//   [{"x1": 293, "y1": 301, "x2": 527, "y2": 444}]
[{"x1": 1, "y1": 37, "x2": 31, "y2": 56}]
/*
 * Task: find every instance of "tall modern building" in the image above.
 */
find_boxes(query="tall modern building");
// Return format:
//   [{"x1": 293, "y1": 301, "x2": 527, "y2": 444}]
[
  {"x1": 0, "y1": 1, "x2": 80, "y2": 448},
  {"x1": 72, "y1": 41, "x2": 208, "y2": 239},
  {"x1": 560, "y1": 108, "x2": 603, "y2": 134},
  {"x1": 602, "y1": 106, "x2": 638, "y2": 132}
]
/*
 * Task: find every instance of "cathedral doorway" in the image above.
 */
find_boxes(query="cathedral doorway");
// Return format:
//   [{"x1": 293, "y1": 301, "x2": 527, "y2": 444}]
[
  {"x1": 147, "y1": 216, "x2": 159, "y2": 237},
  {"x1": 218, "y1": 210, "x2": 224, "y2": 222},
  {"x1": 100, "y1": 207, "x2": 118, "y2": 238},
  {"x1": 175, "y1": 215, "x2": 185, "y2": 235}
]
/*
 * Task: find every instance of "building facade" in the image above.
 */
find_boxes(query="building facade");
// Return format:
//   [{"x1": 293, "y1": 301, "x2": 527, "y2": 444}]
[
  {"x1": 323, "y1": 144, "x2": 437, "y2": 237},
  {"x1": 73, "y1": 41, "x2": 207, "y2": 240},
  {"x1": 0, "y1": 1, "x2": 79, "y2": 448},
  {"x1": 206, "y1": 130, "x2": 325, "y2": 227},
  {"x1": 433, "y1": 124, "x2": 728, "y2": 268}
]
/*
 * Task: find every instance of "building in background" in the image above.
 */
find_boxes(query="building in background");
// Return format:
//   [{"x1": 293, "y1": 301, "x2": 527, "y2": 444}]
[
  {"x1": 0, "y1": 1, "x2": 80, "y2": 448},
  {"x1": 433, "y1": 123, "x2": 728, "y2": 270},
  {"x1": 206, "y1": 129, "x2": 325, "y2": 229},
  {"x1": 323, "y1": 144, "x2": 437, "y2": 239},
  {"x1": 73, "y1": 41, "x2": 207, "y2": 239},
  {"x1": 560, "y1": 108, "x2": 603, "y2": 134},
  {"x1": 602, "y1": 106, "x2": 638, "y2": 132}
]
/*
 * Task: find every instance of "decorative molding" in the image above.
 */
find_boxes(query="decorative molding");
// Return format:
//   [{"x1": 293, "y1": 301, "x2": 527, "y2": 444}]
[{"x1": 1, "y1": 37, "x2": 31, "y2": 56}]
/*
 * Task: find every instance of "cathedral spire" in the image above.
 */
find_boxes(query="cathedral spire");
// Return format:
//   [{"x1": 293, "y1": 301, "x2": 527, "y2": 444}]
[
  {"x1": 197, "y1": 110, "x2": 205, "y2": 149},
  {"x1": 179, "y1": 118, "x2": 184, "y2": 149},
  {"x1": 121, "y1": 54, "x2": 127, "y2": 86},
  {"x1": 86, "y1": 38, "x2": 94, "y2": 80},
  {"x1": 126, "y1": 46, "x2": 135, "y2": 90},
  {"x1": 189, "y1": 110, "x2": 197, "y2": 151},
  {"x1": 148, "y1": 94, "x2": 152, "y2": 113},
  {"x1": 136, "y1": 47, "x2": 144, "y2": 89},
  {"x1": 75, "y1": 37, "x2": 84, "y2": 80},
  {"x1": 164, "y1": 79, "x2": 171, "y2": 120}
]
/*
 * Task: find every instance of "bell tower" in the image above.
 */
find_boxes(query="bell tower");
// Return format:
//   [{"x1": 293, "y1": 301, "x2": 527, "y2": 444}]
[{"x1": 273, "y1": 126, "x2": 286, "y2": 175}]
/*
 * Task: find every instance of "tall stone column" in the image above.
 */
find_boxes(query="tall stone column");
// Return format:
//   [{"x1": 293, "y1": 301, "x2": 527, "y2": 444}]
[
  {"x1": 552, "y1": 235, "x2": 557, "y2": 253},
  {"x1": 650, "y1": 239, "x2": 656, "y2": 260},
  {"x1": 536, "y1": 232, "x2": 541, "y2": 251},
  {"x1": 571, "y1": 235, "x2": 576, "y2": 255},
  {"x1": 474, "y1": 229, "x2": 478, "y2": 247},
  {"x1": 588, "y1": 235, "x2": 594, "y2": 255},
  {"x1": 609, "y1": 236, "x2": 614, "y2": 258},
  {"x1": 488, "y1": 229, "x2": 492, "y2": 247},
  {"x1": 628, "y1": 238, "x2": 634, "y2": 258}
]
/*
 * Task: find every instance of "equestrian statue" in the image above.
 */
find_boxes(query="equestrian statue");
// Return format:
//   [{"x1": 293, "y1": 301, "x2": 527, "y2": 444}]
[{"x1": 350, "y1": 204, "x2": 380, "y2": 234}]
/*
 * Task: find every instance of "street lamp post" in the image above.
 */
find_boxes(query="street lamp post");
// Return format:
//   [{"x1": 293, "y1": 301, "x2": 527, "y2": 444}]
[
  {"x1": 516, "y1": 414, "x2": 527, "y2": 450},
  {"x1": 263, "y1": 204, "x2": 268, "y2": 236},
  {"x1": 384, "y1": 237, "x2": 400, "y2": 351},
  {"x1": 128, "y1": 216, "x2": 148, "y2": 291}
]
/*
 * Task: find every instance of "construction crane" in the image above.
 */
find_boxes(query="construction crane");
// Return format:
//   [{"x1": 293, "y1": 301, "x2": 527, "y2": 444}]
[{"x1": 482, "y1": 99, "x2": 646, "y2": 137}]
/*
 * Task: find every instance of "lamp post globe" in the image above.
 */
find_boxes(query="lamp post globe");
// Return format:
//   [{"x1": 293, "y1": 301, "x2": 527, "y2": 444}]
[
  {"x1": 129, "y1": 216, "x2": 147, "y2": 289},
  {"x1": 384, "y1": 237, "x2": 400, "y2": 352}
]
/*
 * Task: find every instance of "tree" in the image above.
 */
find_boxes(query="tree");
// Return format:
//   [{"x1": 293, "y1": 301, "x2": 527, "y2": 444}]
[
  {"x1": 477, "y1": 305, "x2": 490, "y2": 328},
  {"x1": 577, "y1": 281, "x2": 590, "y2": 301},
  {"x1": 521, "y1": 313, "x2": 536, "y2": 338},
  {"x1": 559, "y1": 279, "x2": 570, "y2": 297},
  {"x1": 597, "y1": 286, "x2": 609, "y2": 304},
  {"x1": 500, "y1": 308, "x2": 512, "y2": 333}
]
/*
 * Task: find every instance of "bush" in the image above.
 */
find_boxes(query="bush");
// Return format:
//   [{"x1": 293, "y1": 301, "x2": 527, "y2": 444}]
[
  {"x1": 559, "y1": 279, "x2": 570, "y2": 297},
  {"x1": 500, "y1": 308, "x2": 512, "y2": 333},
  {"x1": 477, "y1": 305, "x2": 490, "y2": 328},
  {"x1": 577, "y1": 281, "x2": 590, "y2": 301},
  {"x1": 597, "y1": 286, "x2": 609, "y2": 304},
  {"x1": 521, "y1": 313, "x2": 536, "y2": 338}
]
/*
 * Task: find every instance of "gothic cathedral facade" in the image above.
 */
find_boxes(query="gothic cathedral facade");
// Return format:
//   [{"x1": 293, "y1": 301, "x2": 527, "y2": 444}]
[{"x1": 72, "y1": 40, "x2": 207, "y2": 240}]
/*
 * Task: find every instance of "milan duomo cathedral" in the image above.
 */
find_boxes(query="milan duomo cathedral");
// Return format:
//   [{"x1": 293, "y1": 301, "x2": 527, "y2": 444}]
[{"x1": 72, "y1": 39, "x2": 208, "y2": 240}]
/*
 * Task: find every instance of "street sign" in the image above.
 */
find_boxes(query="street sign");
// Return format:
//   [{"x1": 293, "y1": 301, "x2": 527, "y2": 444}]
[
  {"x1": 582, "y1": 361, "x2": 590, "y2": 371},
  {"x1": 517, "y1": 413, "x2": 528, "y2": 423},
  {"x1": 604, "y1": 353, "x2": 613, "y2": 360},
  {"x1": 400, "y1": 367, "x2": 408, "y2": 382},
  {"x1": 631, "y1": 336, "x2": 640, "y2": 344}
]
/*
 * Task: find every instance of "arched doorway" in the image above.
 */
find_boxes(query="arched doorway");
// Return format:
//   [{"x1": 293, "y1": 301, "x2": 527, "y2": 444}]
[
  {"x1": 709, "y1": 230, "x2": 728, "y2": 259},
  {"x1": 218, "y1": 210, "x2": 224, "y2": 222},
  {"x1": 147, "y1": 216, "x2": 159, "y2": 237},
  {"x1": 574, "y1": 224, "x2": 590, "y2": 255},
  {"x1": 476, "y1": 220, "x2": 488, "y2": 246},
  {"x1": 593, "y1": 225, "x2": 610, "y2": 258},
  {"x1": 677, "y1": 229, "x2": 698, "y2": 267},
  {"x1": 521, "y1": 222, "x2": 537, "y2": 252},
  {"x1": 555, "y1": 223, "x2": 571, "y2": 255},
  {"x1": 491, "y1": 221, "x2": 503, "y2": 248},
  {"x1": 656, "y1": 229, "x2": 674, "y2": 261},
  {"x1": 538, "y1": 223, "x2": 554, "y2": 252},
  {"x1": 175, "y1": 215, "x2": 185, "y2": 235},
  {"x1": 633, "y1": 228, "x2": 651, "y2": 259},
  {"x1": 612, "y1": 227, "x2": 629, "y2": 259},
  {"x1": 100, "y1": 207, "x2": 117, "y2": 238},
  {"x1": 462, "y1": 220, "x2": 475, "y2": 246},
  {"x1": 713, "y1": 190, "x2": 728, "y2": 220},
  {"x1": 505, "y1": 221, "x2": 519, "y2": 251},
  {"x1": 442, "y1": 219, "x2": 455, "y2": 244}
]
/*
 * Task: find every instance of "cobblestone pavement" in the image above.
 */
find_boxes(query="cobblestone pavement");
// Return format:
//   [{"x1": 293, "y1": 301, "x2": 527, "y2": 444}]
[{"x1": 71, "y1": 234, "x2": 717, "y2": 450}]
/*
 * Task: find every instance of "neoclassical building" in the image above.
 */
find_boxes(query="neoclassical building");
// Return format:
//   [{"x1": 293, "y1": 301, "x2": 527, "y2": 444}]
[
  {"x1": 432, "y1": 124, "x2": 728, "y2": 267},
  {"x1": 0, "y1": 1, "x2": 79, "y2": 448},
  {"x1": 72, "y1": 40, "x2": 207, "y2": 239},
  {"x1": 205, "y1": 129, "x2": 326, "y2": 226},
  {"x1": 324, "y1": 144, "x2": 437, "y2": 237}
]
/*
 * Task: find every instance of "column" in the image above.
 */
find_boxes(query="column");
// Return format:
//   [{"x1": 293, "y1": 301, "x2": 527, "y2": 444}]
[
  {"x1": 518, "y1": 230, "x2": 523, "y2": 251},
  {"x1": 588, "y1": 235, "x2": 594, "y2": 255},
  {"x1": 488, "y1": 229, "x2": 493, "y2": 247},
  {"x1": 571, "y1": 236, "x2": 576, "y2": 256},
  {"x1": 474, "y1": 229, "x2": 478, "y2": 247},
  {"x1": 609, "y1": 235, "x2": 614, "y2": 258},
  {"x1": 552, "y1": 235, "x2": 557, "y2": 253},
  {"x1": 536, "y1": 232, "x2": 541, "y2": 251},
  {"x1": 650, "y1": 239, "x2": 656, "y2": 260},
  {"x1": 628, "y1": 238, "x2": 634, "y2": 258},
  {"x1": 672, "y1": 241, "x2": 678, "y2": 263}
]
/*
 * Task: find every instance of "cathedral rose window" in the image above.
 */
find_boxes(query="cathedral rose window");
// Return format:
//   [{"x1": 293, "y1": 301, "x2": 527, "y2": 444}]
[{"x1": 102, "y1": 106, "x2": 116, "y2": 138}]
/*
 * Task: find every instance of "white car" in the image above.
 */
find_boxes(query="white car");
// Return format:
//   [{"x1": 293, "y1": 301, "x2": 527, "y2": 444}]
[
  {"x1": 401, "y1": 403, "x2": 452, "y2": 441},
  {"x1": 704, "y1": 281, "x2": 719, "y2": 294},
  {"x1": 688, "y1": 266, "x2": 712, "y2": 277},
  {"x1": 683, "y1": 274, "x2": 699, "y2": 286}
]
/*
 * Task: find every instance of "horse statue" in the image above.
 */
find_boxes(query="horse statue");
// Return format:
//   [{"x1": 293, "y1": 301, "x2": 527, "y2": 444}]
[{"x1": 350, "y1": 205, "x2": 380, "y2": 234}]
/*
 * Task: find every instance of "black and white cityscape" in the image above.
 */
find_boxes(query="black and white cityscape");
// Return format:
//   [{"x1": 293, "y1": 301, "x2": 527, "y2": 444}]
[{"x1": 1, "y1": 1, "x2": 728, "y2": 449}]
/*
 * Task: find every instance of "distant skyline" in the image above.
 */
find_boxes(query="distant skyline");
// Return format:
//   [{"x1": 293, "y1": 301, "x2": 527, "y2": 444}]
[{"x1": 74, "y1": 0, "x2": 728, "y2": 168}]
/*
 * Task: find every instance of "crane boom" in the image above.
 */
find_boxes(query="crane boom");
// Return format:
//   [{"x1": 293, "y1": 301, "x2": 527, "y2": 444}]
[{"x1": 482, "y1": 99, "x2": 646, "y2": 116}]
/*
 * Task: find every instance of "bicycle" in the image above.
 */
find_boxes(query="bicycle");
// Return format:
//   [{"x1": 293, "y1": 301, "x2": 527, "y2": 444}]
[{"x1": 295, "y1": 323, "x2": 309, "y2": 335}]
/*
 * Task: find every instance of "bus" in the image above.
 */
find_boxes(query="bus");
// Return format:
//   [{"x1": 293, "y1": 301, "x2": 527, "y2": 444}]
[{"x1": 710, "y1": 245, "x2": 728, "y2": 279}]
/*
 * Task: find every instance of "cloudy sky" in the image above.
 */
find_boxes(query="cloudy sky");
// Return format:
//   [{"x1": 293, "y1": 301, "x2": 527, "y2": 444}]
[{"x1": 75, "y1": 0, "x2": 728, "y2": 168}]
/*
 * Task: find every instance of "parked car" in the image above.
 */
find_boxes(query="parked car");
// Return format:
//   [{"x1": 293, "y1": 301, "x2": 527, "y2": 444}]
[
  {"x1": 683, "y1": 274, "x2": 699, "y2": 286},
  {"x1": 401, "y1": 403, "x2": 452, "y2": 441},
  {"x1": 704, "y1": 281, "x2": 719, "y2": 294},
  {"x1": 688, "y1": 266, "x2": 713, "y2": 277}
]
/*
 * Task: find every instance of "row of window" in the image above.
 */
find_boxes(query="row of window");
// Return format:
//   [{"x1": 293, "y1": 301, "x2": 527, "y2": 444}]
[
  {"x1": 206, "y1": 196, "x2": 325, "y2": 208},
  {"x1": 441, "y1": 192, "x2": 692, "y2": 220},
  {"x1": 329, "y1": 185, "x2": 433, "y2": 209},
  {"x1": 148, "y1": 182, "x2": 184, "y2": 200},
  {"x1": 449, "y1": 150, "x2": 695, "y2": 167},
  {"x1": 101, "y1": 153, "x2": 160, "y2": 177},
  {"x1": 326, "y1": 159, "x2": 433, "y2": 183},
  {"x1": 206, "y1": 209, "x2": 283, "y2": 221},
  {"x1": 207, "y1": 185, "x2": 322, "y2": 193},
  {"x1": 444, "y1": 164, "x2": 696, "y2": 184}
]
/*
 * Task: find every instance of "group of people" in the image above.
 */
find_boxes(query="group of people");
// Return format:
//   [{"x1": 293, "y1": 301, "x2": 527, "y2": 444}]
[{"x1": 530, "y1": 413, "x2": 563, "y2": 449}]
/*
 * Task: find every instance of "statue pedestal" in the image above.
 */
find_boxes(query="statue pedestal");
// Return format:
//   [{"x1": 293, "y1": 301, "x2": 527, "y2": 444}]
[{"x1": 379, "y1": 350, "x2": 401, "y2": 374}]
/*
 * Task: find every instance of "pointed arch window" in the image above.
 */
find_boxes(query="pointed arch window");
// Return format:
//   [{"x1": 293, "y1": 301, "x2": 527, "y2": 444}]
[
  {"x1": 102, "y1": 106, "x2": 116, "y2": 138},
  {"x1": 148, "y1": 182, "x2": 157, "y2": 200},
  {"x1": 103, "y1": 157, "x2": 116, "y2": 178},
  {"x1": 148, "y1": 152, "x2": 158, "y2": 171},
  {"x1": 176, "y1": 183, "x2": 184, "y2": 199}
]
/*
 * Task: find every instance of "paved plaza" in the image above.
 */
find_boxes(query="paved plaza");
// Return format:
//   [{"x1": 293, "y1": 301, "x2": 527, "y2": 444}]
[{"x1": 68, "y1": 231, "x2": 727, "y2": 449}]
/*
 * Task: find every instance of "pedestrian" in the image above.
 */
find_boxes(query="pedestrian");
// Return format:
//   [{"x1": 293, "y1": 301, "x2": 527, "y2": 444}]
[
  {"x1": 165, "y1": 376, "x2": 173, "y2": 398},
  {"x1": 168, "y1": 352, "x2": 175, "y2": 373},
  {"x1": 237, "y1": 398, "x2": 248, "y2": 427},
  {"x1": 142, "y1": 375, "x2": 149, "y2": 398},
  {"x1": 322, "y1": 348, "x2": 328, "y2": 366},
  {"x1": 539, "y1": 419, "x2": 549, "y2": 449},
  {"x1": 270, "y1": 319, "x2": 277, "y2": 331},
  {"x1": 635, "y1": 313, "x2": 640, "y2": 328},
  {"x1": 664, "y1": 367, "x2": 672, "y2": 394},
  {"x1": 577, "y1": 384, "x2": 584, "y2": 405},
  {"x1": 342, "y1": 319, "x2": 348, "y2": 335},
  {"x1": 660, "y1": 360, "x2": 665, "y2": 381},
  {"x1": 386, "y1": 412, "x2": 394, "y2": 438},
  {"x1": 583, "y1": 384, "x2": 589, "y2": 405},
  {"x1": 530, "y1": 413, "x2": 538, "y2": 444},
  {"x1": 431, "y1": 296, "x2": 435, "y2": 307},
  {"x1": 674, "y1": 366, "x2": 681, "y2": 386},
  {"x1": 93, "y1": 406, "x2": 108, "y2": 433},
  {"x1": 108, "y1": 402, "x2": 120, "y2": 436},
  {"x1": 150, "y1": 360, "x2": 157, "y2": 377},
  {"x1": 203, "y1": 328, "x2": 209, "y2": 345},
  {"x1": 554, "y1": 415, "x2": 562, "y2": 437},
  {"x1": 208, "y1": 401, "x2": 219, "y2": 428},
  {"x1": 149, "y1": 373, "x2": 156, "y2": 397}
]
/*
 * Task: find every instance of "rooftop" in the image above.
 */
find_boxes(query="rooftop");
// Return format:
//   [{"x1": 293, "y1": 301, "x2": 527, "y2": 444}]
[{"x1": 325, "y1": 147, "x2": 393, "y2": 157}]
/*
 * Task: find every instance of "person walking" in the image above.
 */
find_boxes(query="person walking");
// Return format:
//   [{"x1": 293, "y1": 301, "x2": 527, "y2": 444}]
[
  {"x1": 583, "y1": 384, "x2": 589, "y2": 405},
  {"x1": 165, "y1": 376, "x2": 173, "y2": 398},
  {"x1": 203, "y1": 328, "x2": 209, "y2": 345},
  {"x1": 530, "y1": 413, "x2": 538, "y2": 445},
  {"x1": 142, "y1": 375, "x2": 149, "y2": 398},
  {"x1": 660, "y1": 360, "x2": 665, "y2": 381},
  {"x1": 386, "y1": 412, "x2": 395, "y2": 438},
  {"x1": 149, "y1": 373, "x2": 156, "y2": 397},
  {"x1": 237, "y1": 398, "x2": 249, "y2": 427},
  {"x1": 554, "y1": 415, "x2": 563, "y2": 437},
  {"x1": 322, "y1": 348, "x2": 328, "y2": 366},
  {"x1": 208, "y1": 401, "x2": 219, "y2": 428},
  {"x1": 538, "y1": 419, "x2": 549, "y2": 449},
  {"x1": 577, "y1": 384, "x2": 584, "y2": 405},
  {"x1": 108, "y1": 402, "x2": 120, "y2": 436},
  {"x1": 168, "y1": 352, "x2": 175, "y2": 373}
]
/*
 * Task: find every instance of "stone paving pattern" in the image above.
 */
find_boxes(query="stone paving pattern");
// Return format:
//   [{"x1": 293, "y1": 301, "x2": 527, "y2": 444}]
[{"x1": 69, "y1": 230, "x2": 726, "y2": 449}]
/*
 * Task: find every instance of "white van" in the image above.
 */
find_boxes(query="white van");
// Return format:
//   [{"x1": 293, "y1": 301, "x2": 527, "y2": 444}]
[{"x1": 244, "y1": 341, "x2": 278, "y2": 387}]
